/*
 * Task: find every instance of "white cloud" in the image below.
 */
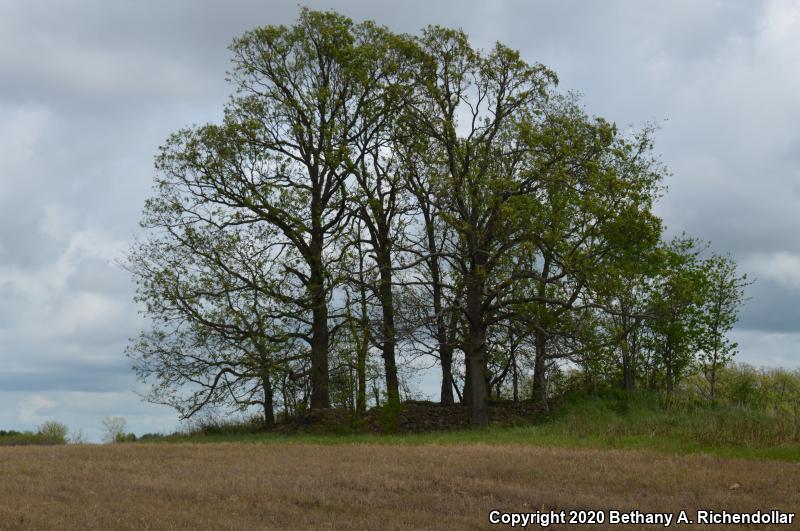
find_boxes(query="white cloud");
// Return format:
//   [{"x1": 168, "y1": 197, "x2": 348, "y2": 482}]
[
  {"x1": 55, "y1": 291, "x2": 123, "y2": 337},
  {"x1": 18, "y1": 394, "x2": 56, "y2": 423},
  {"x1": 732, "y1": 328, "x2": 800, "y2": 369},
  {"x1": 5, "y1": 390, "x2": 181, "y2": 442},
  {"x1": 0, "y1": 104, "x2": 48, "y2": 154},
  {"x1": 746, "y1": 252, "x2": 800, "y2": 290}
]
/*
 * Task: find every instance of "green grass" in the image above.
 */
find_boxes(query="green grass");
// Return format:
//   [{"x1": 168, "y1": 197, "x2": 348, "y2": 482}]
[
  {"x1": 138, "y1": 391, "x2": 800, "y2": 462},
  {"x1": 0, "y1": 432, "x2": 66, "y2": 446}
]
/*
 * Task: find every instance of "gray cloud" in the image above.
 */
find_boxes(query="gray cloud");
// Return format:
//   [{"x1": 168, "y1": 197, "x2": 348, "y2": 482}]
[
  {"x1": 738, "y1": 278, "x2": 800, "y2": 333},
  {"x1": 1, "y1": 0, "x2": 799, "y2": 439}
]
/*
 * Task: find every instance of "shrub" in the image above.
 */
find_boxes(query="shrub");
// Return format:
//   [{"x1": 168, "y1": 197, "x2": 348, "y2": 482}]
[
  {"x1": 1, "y1": 430, "x2": 65, "y2": 446},
  {"x1": 36, "y1": 421, "x2": 69, "y2": 444},
  {"x1": 115, "y1": 432, "x2": 137, "y2": 443},
  {"x1": 185, "y1": 414, "x2": 267, "y2": 436}
]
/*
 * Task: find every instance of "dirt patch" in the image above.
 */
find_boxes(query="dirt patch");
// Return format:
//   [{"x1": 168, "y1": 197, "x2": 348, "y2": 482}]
[{"x1": 0, "y1": 443, "x2": 797, "y2": 530}]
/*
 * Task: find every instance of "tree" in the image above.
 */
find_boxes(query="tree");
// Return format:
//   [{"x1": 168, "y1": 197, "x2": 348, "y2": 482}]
[
  {"x1": 102, "y1": 416, "x2": 128, "y2": 444},
  {"x1": 128, "y1": 220, "x2": 304, "y2": 426},
  {"x1": 346, "y1": 35, "x2": 417, "y2": 407},
  {"x1": 399, "y1": 136, "x2": 464, "y2": 405},
  {"x1": 142, "y1": 9, "x2": 414, "y2": 411},
  {"x1": 404, "y1": 27, "x2": 558, "y2": 425},
  {"x1": 342, "y1": 223, "x2": 374, "y2": 416},
  {"x1": 404, "y1": 30, "x2": 667, "y2": 423},
  {"x1": 129, "y1": 8, "x2": 749, "y2": 427},
  {"x1": 590, "y1": 252, "x2": 659, "y2": 394},
  {"x1": 697, "y1": 253, "x2": 749, "y2": 399},
  {"x1": 36, "y1": 421, "x2": 68, "y2": 444},
  {"x1": 645, "y1": 238, "x2": 708, "y2": 393},
  {"x1": 510, "y1": 103, "x2": 663, "y2": 402}
]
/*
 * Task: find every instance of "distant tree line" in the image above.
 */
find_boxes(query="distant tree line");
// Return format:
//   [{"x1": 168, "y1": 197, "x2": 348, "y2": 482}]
[{"x1": 127, "y1": 9, "x2": 749, "y2": 427}]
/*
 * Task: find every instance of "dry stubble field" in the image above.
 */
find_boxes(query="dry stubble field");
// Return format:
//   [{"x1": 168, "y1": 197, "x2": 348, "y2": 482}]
[{"x1": 0, "y1": 443, "x2": 798, "y2": 530}]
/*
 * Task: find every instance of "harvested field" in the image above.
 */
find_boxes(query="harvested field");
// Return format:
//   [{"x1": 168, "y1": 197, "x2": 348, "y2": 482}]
[{"x1": 0, "y1": 443, "x2": 798, "y2": 530}]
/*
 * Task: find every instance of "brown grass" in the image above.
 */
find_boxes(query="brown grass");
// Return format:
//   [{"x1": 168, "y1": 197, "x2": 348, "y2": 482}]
[{"x1": 0, "y1": 443, "x2": 798, "y2": 530}]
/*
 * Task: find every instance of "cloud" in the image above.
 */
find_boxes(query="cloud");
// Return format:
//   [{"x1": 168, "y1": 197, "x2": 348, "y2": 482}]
[
  {"x1": 731, "y1": 328, "x2": 800, "y2": 369},
  {"x1": 3, "y1": 389, "x2": 180, "y2": 442},
  {"x1": 747, "y1": 252, "x2": 800, "y2": 290},
  {"x1": 18, "y1": 394, "x2": 56, "y2": 423},
  {"x1": 0, "y1": 0, "x2": 799, "y2": 439}
]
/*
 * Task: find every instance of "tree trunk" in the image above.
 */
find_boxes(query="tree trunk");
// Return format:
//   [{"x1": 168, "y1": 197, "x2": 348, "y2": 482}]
[
  {"x1": 355, "y1": 239, "x2": 370, "y2": 417},
  {"x1": 463, "y1": 355, "x2": 472, "y2": 406},
  {"x1": 621, "y1": 337, "x2": 634, "y2": 393},
  {"x1": 372, "y1": 382, "x2": 381, "y2": 407},
  {"x1": 440, "y1": 344, "x2": 455, "y2": 405},
  {"x1": 532, "y1": 328, "x2": 548, "y2": 404},
  {"x1": 665, "y1": 346, "x2": 675, "y2": 395},
  {"x1": 307, "y1": 184, "x2": 330, "y2": 410},
  {"x1": 356, "y1": 338, "x2": 367, "y2": 417},
  {"x1": 623, "y1": 363, "x2": 635, "y2": 394},
  {"x1": 532, "y1": 258, "x2": 551, "y2": 404},
  {"x1": 309, "y1": 259, "x2": 329, "y2": 410},
  {"x1": 511, "y1": 339, "x2": 519, "y2": 403},
  {"x1": 262, "y1": 371, "x2": 275, "y2": 428},
  {"x1": 426, "y1": 217, "x2": 454, "y2": 406},
  {"x1": 377, "y1": 247, "x2": 400, "y2": 406},
  {"x1": 709, "y1": 358, "x2": 718, "y2": 400},
  {"x1": 465, "y1": 273, "x2": 488, "y2": 427},
  {"x1": 281, "y1": 374, "x2": 291, "y2": 420}
]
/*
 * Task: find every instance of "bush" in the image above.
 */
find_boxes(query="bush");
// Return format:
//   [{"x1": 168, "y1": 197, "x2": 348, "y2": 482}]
[
  {"x1": 0, "y1": 421, "x2": 70, "y2": 446},
  {"x1": 137, "y1": 432, "x2": 165, "y2": 441},
  {"x1": 185, "y1": 414, "x2": 268, "y2": 436},
  {"x1": 36, "y1": 421, "x2": 69, "y2": 444},
  {"x1": 115, "y1": 432, "x2": 137, "y2": 443}
]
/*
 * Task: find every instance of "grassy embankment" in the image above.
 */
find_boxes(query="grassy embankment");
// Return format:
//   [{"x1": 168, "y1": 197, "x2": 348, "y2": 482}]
[{"x1": 142, "y1": 390, "x2": 800, "y2": 462}]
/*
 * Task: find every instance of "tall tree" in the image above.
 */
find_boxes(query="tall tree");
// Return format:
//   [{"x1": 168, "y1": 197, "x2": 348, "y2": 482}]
[
  {"x1": 405, "y1": 27, "x2": 560, "y2": 425},
  {"x1": 697, "y1": 253, "x2": 749, "y2": 399},
  {"x1": 646, "y1": 238, "x2": 709, "y2": 393},
  {"x1": 342, "y1": 219, "x2": 375, "y2": 416},
  {"x1": 522, "y1": 106, "x2": 664, "y2": 401},
  {"x1": 400, "y1": 144, "x2": 463, "y2": 405},
  {"x1": 148, "y1": 10, "x2": 410, "y2": 410},
  {"x1": 347, "y1": 34, "x2": 417, "y2": 406}
]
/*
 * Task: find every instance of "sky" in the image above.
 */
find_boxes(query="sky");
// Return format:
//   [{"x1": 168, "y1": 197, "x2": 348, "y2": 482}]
[{"x1": 1, "y1": 0, "x2": 799, "y2": 441}]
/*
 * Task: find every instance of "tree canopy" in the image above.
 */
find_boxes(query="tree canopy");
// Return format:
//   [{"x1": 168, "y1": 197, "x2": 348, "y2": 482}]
[{"x1": 128, "y1": 8, "x2": 750, "y2": 427}]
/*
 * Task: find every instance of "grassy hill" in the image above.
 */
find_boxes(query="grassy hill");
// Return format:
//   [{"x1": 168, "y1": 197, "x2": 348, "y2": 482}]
[{"x1": 139, "y1": 389, "x2": 800, "y2": 462}]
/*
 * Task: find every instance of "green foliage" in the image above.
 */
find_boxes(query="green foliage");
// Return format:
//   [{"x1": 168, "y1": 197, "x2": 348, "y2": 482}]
[
  {"x1": 695, "y1": 255, "x2": 750, "y2": 397},
  {"x1": 36, "y1": 421, "x2": 69, "y2": 444},
  {"x1": 129, "y1": 8, "x2": 754, "y2": 431},
  {"x1": 687, "y1": 363, "x2": 800, "y2": 418},
  {"x1": 552, "y1": 364, "x2": 800, "y2": 453},
  {"x1": 115, "y1": 432, "x2": 138, "y2": 443},
  {"x1": 0, "y1": 423, "x2": 70, "y2": 446},
  {"x1": 374, "y1": 400, "x2": 403, "y2": 433}
]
